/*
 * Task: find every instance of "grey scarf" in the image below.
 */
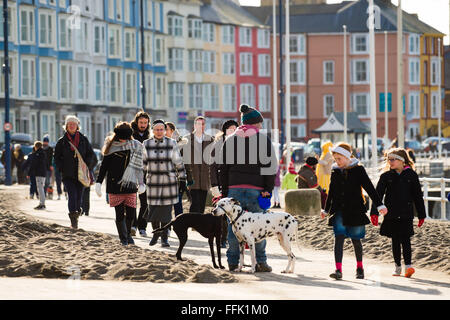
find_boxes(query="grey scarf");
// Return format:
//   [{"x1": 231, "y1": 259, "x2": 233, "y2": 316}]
[{"x1": 106, "y1": 140, "x2": 144, "y2": 188}]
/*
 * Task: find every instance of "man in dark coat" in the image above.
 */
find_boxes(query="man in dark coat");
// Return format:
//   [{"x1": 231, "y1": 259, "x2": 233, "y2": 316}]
[
  {"x1": 42, "y1": 135, "x2": 54, "y2": 198},
  {"x1": 219, "y1": 104, "x2": 278, "y2": 272},
  {"x1": 130, "y1": 111, "x2": 151, "y2": 237}
]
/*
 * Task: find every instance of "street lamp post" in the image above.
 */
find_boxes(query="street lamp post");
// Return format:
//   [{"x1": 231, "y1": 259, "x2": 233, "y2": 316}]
[
  {"x1": 140, "y1": 0, "x2": 146, "y2": 112},
  {"x1": 2, "y1": 0, "x2": 11, "y2": 186},
  {"x1": 343, "y1": 25, "x2": 347, "y2": 142},
  {"x1": 285, "y1": 0, "x2": 291, "y2": 168},
  {"x1": 369, "y1": 0, "x2": 378, "y2": 168}
]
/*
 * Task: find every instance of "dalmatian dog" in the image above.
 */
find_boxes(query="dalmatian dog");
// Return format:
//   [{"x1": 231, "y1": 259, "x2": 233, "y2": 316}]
[{"x1": 212, "y1": 197, "x2": 298, "y2": 274}]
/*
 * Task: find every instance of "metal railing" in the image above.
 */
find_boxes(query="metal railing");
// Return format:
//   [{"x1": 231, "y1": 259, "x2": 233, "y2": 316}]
[
  {"x1": 415, "y1": 150, "x2": 449, "y2": 159},
  {"x1": 419, "y1": 177, "x2": 450, "y2": 221}
]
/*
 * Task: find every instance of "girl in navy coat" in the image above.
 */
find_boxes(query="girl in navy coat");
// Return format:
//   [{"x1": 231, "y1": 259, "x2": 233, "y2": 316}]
[{"x1": 370, "y1": 148, "x2": 426, "y2": 278}]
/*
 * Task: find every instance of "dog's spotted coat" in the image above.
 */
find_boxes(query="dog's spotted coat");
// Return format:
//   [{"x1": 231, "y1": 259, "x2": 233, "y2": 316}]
[{"x1": 212, "y1": 197, "x2": 299, "y2": 273}]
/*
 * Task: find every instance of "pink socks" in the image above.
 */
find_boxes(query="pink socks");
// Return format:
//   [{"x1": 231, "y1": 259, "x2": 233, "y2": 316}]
[
  {"x1": 357, "y1": 261, "x2": 363, "y2": 269},
  {"x1": 336, "y1": 261, "x2": 363, "y2": 271}
]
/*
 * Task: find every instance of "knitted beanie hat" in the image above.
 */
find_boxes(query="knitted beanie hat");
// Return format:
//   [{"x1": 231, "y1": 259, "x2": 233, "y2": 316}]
[
  {"x1": 240, "y1": 104, "x2": 263, "y2": 125},
  {"x1": 305, "y1": 157, "x2": 318, "y2": 166},
  {"x1": 64, "y1": 115, "x2": 80, "y2": 126}
]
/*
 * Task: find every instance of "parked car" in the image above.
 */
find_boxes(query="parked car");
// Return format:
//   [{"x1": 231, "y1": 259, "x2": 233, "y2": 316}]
[
  {"x1": 307, "y1": 138, "x2": 321, "y2": 156},
  {"x1": 422, "y1": 137, "x2": 450, "y2": 152},
  {"x1": 441, "y1": 141, "x2": 450, "y2": 152},
  {"x1": 405, "y1": 140, "x2": 423, "y2": 153}
]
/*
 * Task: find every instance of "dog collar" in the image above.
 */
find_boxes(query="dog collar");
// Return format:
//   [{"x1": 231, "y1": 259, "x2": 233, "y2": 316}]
[{"x1": 230, "y1": 209, "x2": 245, "y2": 227}]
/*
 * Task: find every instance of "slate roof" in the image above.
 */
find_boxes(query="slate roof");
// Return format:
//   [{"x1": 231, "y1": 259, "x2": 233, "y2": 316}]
[
  {"x1": 243, "y1": 0, "x2": 444, "y2": 35},
  {"x1": 312, "y1": 112, "x2": 370, "y2": 134},
  {"x1": 200, "y1": 0, "x2": 265, "y2": 27}
]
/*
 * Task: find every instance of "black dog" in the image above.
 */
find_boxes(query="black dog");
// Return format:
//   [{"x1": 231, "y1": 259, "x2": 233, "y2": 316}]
[{"x1": 152, "y1": 213, "x2": 225, "y2": 269}]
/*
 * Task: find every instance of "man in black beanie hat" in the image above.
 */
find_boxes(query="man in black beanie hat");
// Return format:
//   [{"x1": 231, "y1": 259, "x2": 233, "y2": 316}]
[{"x1": 218, "y1": 104, "x2": 277, "y2": 272}]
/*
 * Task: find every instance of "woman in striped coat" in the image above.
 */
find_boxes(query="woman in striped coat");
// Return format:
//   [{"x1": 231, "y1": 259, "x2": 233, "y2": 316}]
[{"x1": 143, "y1": 119, "x2": 187, "y2": 247}]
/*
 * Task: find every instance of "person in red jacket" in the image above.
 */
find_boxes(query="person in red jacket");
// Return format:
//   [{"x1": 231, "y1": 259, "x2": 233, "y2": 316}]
[{"x1": 370, "y1": 148, "x2": 426, "y2": 278}]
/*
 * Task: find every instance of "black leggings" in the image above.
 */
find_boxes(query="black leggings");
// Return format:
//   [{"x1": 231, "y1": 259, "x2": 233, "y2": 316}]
[
  {"x1": 334, "y1": 235, "x2": 363, "y2": 263},
  {"x1": 391, "y1": 236, "x2": 412, "y2": 266},
  {"x1": 114, "y1": 203, "x2": 136, "y2": 225}
]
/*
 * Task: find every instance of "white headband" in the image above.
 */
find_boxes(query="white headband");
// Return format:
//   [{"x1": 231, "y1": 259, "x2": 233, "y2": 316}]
[
  {"x1": 388, "y1": 153, "x2": 405, "y2": 162},
  {"x1": 331, "y1": 146, "x2": 352, "y2": 159}
]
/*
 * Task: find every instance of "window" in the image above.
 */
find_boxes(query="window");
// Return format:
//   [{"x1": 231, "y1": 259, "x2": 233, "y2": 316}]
[
  {"x1": 60, "y1": 63, "x2": 73, "y2": 100},
  {"x1": 0, "y1": 56, "x2": 16, "y2": 97},
  {"x1": 168, "y1": 15, "x2": 183, "y2": 37},
  {"x1": 240, "y1": 52, "x2": 252, "y2": 76},
  {"x1": 116, "y1": 0, "x2": 122, "y2": 20},
  {"x1": 21, "y1": 57, "x2": 35, "y2": 97},
  {"x1": 75, "y1": 20, "x2": 89, "y2": 53},
  {"x1": 59, "y1": 16, "x2": 72, "y2": 50},
  {"x1": 258, "y1": 54, "x2": 270, "y2": 77},
  {"x1": 222, "y1": 53, "x2": 235, "y2": 75},
  {"x1": 323, "y1": 61, "x2": 334, "y2": 84},
  {"x1": 408, "y1": 92, "x2": 420, "y2": 119},
  {"x1": 155, "y1": 76, "x2": 166, "y2": 107},
  {"x1": 240, "y1": 83, "x2": 255, "y2": 106},
  {"x1": 20, "y1": 7, "x2": 34, "y2": 44},
  {"x1": 409, "y1": 33, "x2": 420, "y2": 55},
  {"x1": 189, "y1": 83, "x2": 203, "y2": 109},
  {"x1": 431, "y1": 92, "x2": 439, "y2": 118},
  {"x1": 124, "y1": 0, "x2": 130, "y2": 23},
  {"x1": 109, "y1": 69, "x2": 122, "y2": 104},
  {"x1": 287, "y1": 34, "x2": 306, "y2": 54},
  {"x1": 202, "y1": 23, "x2": 215, "y2": 43},
  {"x1": 77, "y1": 113, "x2": 91, "y2": 141},
  {"x1": 95, "y1": 68, "x2": 107, "y2": 102},
  {"x1": 203, "y1": 51, "x2": 216, "y2": 74},
  {"x1": 223, "y1": 84, "x2": 236, "y2": 112},
  {"x1": 290, "y1": 94, "x2": 306, "y2": 119},
  {"x1": 188, "y1": 19, "x2": 202, "y2": 39},
  {"x1": 109, "y1": 25, "x2": 122, "y2": 59},
  {"x1": 257, "y1": 29, "x2": 270, "y2": 48},
  {"x1": 351, "y1": 33, "x2": 369, "y2": 54},
  {"x1": 40, "y1": 60, "x2": 56, "y2": 99},
  {"x1": 0, "y1": 7, "x2": 12, "y2": 40},
  {"x1": 423, "y1": 36, "x2": 428, "y2": 54},
  {"x1": 352, "y1": 93, "x2": 370, "y2": 117},
  {"x1": 169, "y1": 82, "x2": 184, "y2": 108},
  {"x1": 144, "y1": 32, "x2": 152, "y2": 62},
  {"x1": 239, "y1": 27, "x2": 252, "y2": 47},
  {"x1": 323, "y1": 95, "x2": 334, "y2": 117},
  {"x1": 94, "y1": 24, "x2": 106, "y2": 55},
  {"x1": 40, "y1": 112, "x2": 56, "y2": 143},
  {"x1": 203, "y1": 84, "x2": 219, "y2": 110},
  {"x1": 423, "y1": 93, "x2": 428, "y2": 118},
  {"x1": 108, "y1": 0, "x2": 115, "y2": 19},
  {"x1": 290, "y1": 60, "x2": 306, "y2": 85},
  {"x1": 291, "y1": 124, "x2": 306, "y2": 139},
  {"x1": 431, "y1": 58, "x2": 440, "y2": 85},
  {"x1": 258, "y1": 84, "x2": 271, "y2": 112},
  {"x1": 423, "y1": 60, "x2": 428, "y2": 85},
  {"x1": 155, "y1": 37, "x2": 165, "y2": 65},
  {"x1": 77, "y1": 65, "x2": 89, "y2": 101},
  {"x1": 39, "y1": 11, "x2": 55, "y2": 47},
  {"x1": 125, "y1": 71, "x2": 137, "y2": 105},
  {"x1": 168, "y1": 48, "x2": 184, "y2": 71},
  {"x1": 351, "y1": 59, "x2": 369, "y2": 84},
  {"x1": 146, "y1": 0, "x2": 152, "y2": 27},
  {"x1": 222, "y1": 25, "x2": 234, "y2": 45},
  {"x1": 409, "y1": 58, "x2": 420, "y2": 85},
  {"x1": 188, "y1": 50, "x2": 203, "y2": 72},
  {"x1": 124, "y1": 30, "x2": 136, "y2": 60}
]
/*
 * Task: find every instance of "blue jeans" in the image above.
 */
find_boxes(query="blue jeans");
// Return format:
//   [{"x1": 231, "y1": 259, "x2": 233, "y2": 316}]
[{"x1": 226, "y1": 188, "x2": 267, "y2": 266}]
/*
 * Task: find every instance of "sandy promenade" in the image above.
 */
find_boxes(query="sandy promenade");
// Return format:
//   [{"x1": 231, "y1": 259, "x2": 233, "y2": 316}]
[{"x1": 0, "y1": 184, "x2": 449, "y2": 300}]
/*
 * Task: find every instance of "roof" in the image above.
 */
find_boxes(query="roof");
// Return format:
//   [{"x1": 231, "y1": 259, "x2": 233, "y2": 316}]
[
  {"x1": 243, "y1": 0, "x2": 444, "y2": 35},
  {"x1": 200, "y1": 0, "x2": 264, "y2": 27},
  {"x1": 312, "y1": 112, "x2": 370, "y2": 134}
]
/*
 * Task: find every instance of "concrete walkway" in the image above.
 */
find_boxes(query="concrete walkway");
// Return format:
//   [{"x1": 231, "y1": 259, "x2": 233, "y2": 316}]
[{"x1": 1, "y1": 185, "x2": 449, "y2": 300}]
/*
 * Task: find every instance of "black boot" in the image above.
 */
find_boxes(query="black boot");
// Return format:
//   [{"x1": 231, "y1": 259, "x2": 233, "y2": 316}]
[
  {"x1": 68, "y1": 212, "x2": 79, "y2": 229},
  {"x1": 115, "y1": 220, "x2": 128, "y2": 246},
  {"x1": 149, "y1": 222, "x2": 160, "y2": 246},
  {"x1": 125, "y1": 217, "x2": 135, "y2": 245},
  {"x1": 161, "y1": 229, "x2": 170, "y2": 247}
]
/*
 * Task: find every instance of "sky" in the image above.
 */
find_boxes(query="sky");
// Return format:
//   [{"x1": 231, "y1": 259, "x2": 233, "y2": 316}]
[{"x1": 239, "y1": 0, "x2": 450, "y2": 44}]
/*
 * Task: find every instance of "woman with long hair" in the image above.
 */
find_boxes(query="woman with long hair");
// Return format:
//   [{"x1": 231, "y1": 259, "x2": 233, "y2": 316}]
[{"x1": 95, "y1": 121, "x2": 146, "y2": 245}]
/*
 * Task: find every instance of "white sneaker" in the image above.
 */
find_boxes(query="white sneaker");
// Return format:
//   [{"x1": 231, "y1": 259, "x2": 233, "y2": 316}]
[
  {"x1": 392, "y1": 265, "x2": 402, "y2": 276},
  {"x1": 139, "y1": 229, "x2": 147, "y2": 237}
]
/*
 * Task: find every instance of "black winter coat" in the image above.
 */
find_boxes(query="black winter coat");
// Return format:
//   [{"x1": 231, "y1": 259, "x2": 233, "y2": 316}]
[
  {"x1": 325, "y1": 162, "x2": 384, "y2": 227},
  {"x1": 54, "y1": 132, "x2": 96, "y2": 181},
  {"x1": 370, "y1": 169, "x2": 426, "y2": 220},
  {"x1": 96, "y1": 150, "x2": 138, "y2": 194},
  {"x1": 27, "y1": 149, "x2": 48, "y2": 177}
]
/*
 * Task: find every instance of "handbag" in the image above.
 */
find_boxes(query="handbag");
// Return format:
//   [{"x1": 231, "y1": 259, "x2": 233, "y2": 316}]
[{"x1": 68, "y1": 141, "x2": 91, "y2": 188}]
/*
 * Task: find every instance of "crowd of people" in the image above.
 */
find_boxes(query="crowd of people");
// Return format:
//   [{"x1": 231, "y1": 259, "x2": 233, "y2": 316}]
[{"x1": 12, "y1": 103, "x2": 427, "y2": 279}]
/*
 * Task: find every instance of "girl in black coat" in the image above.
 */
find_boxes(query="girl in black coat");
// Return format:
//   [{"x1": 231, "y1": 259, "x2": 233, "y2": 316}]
[
  {"x1": 370, "y1": 148, "x2": 426, "y2": 278},
  {"x1": 95, "y1": 122, "x2": 146, "y2": 246},
  {"x1": 322, "y1": 142, "x2": 387, "y2": 280}
]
